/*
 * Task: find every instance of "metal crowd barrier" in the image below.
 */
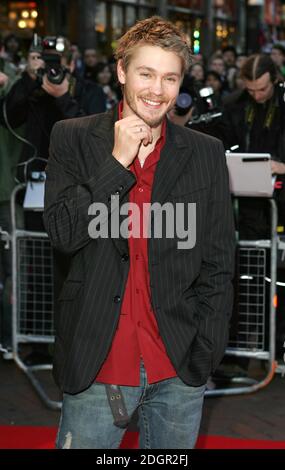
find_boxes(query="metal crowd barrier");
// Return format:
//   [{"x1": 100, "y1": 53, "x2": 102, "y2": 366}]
[
  {"x1": 10, "y1": 184, "x2": 61, "y2": 410},
  {"x1": 0, "y1": 227, "x2": 10, "y2": 355},
  {"x1": 206, "y1": 198, "x2": 278, "y2": 396},
  {"x1": 275, "y1": 237, "x2": 285, "y2": 377}
]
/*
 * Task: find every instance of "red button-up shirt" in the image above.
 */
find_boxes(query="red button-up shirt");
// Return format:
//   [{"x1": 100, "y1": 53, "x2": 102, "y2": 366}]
[{"x1": 95, "y1": 103, "x2": 177, "y2": 386}]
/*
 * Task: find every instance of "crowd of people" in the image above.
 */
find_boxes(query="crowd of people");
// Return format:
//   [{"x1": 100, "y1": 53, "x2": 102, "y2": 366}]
[{"x1": 1, "y1": 29, "x2": 285, "y2": 360}]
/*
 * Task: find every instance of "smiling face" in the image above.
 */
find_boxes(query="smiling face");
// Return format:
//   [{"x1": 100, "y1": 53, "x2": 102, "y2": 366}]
[{"x1": 117, "y1": 45, "x2": 183, "y2": 128}]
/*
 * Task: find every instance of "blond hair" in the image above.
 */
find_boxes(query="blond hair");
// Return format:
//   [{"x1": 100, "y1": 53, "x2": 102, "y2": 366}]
[{"x1": 114, "y1": 16, "x2": 192, "y2": 75}]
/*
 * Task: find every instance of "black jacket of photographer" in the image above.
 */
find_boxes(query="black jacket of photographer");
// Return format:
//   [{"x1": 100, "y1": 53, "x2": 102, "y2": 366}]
[{"x1": 0, "y1": 70, "x2": 106, "y2": 165}]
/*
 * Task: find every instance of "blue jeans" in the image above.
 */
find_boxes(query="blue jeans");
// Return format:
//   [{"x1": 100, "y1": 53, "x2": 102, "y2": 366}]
[{"x1": 56, "y1": 360, "x2": 206, "y2": 449}]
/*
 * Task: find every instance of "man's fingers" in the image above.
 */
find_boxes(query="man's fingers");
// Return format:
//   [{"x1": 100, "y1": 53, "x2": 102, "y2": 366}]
[
  {"x1": 134, "y1": 129, "x2": 149, "y2": 141},
  {"x1": 132, "y1": 122, "x2": 153, "y2": 141},
  {"x1": 142, "y1": 137, "x2": 150, "y2": 146},
  {"x1": 128, "y1": 121, "x2": 151, "y2": 132},
  {"x1": 117, "y1": 121, "x2": 152, "y2": 142},
  {"x1": 120, "y1": 116, "x2": 152, "y2": 131},
  {"x1": 131, "y1": 126, "x2": 153, "y2": 144},
  {"x1": 131, "y1": 124, "x2": 150, "y2": 134},
  {"x1": 114, "y1": 116, "x2": 153, "y2": 161}
]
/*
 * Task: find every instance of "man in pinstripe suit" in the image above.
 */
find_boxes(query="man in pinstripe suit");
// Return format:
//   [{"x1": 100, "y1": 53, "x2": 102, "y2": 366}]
[{"x1": 44, "y1": 17, "x2": 235, "y2": 449}]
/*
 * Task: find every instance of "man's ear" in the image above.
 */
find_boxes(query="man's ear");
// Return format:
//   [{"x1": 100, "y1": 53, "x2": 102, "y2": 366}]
[{"x1": 117, "y1": 59, "x2": 126, "y2": 85}]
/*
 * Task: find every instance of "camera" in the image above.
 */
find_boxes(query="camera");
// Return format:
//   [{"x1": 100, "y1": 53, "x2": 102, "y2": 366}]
[
  {"x1": 175, "y1": 76, "x2": 222, "y2": 125},
  {"x1": 175, "y1": 88, "x2": 193, "y2": 116},
  {"x1": 30, "y1": 34, "x2": 68, "y2": 85},
  {"x1": 189, "y1": 86, "x2": 222, "y2": 124}
]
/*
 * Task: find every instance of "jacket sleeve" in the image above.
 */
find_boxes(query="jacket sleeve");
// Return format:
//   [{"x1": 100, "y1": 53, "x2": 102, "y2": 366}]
[
  {"x1": 43, "y1": 120, "x2": 136, "y2": 254},
  {"x1": 54, "y1": 91, "x2": 86, "y2": 119},
  {"x1": 194, "y1": 140, "x2": 235, "y2": 370}
]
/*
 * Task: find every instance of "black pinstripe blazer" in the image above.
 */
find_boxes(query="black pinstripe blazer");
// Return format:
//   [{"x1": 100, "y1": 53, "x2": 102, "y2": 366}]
[{"x1": 43, "y1": 106, "x2": 235, "y2": 394}]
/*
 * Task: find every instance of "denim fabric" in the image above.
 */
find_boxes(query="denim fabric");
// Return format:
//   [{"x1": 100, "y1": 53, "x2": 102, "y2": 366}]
[{"x1": 56, "y1": 360, "x2": 205, "y2": 449}]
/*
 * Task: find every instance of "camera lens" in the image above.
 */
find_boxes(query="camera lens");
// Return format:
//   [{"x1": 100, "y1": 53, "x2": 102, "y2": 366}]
[
  {"x1": 47, "y1": 65, "x2": 66, "y2": 85},
  {"x1": 176, "y1": 93, "x2": 192, "y2": 110}
]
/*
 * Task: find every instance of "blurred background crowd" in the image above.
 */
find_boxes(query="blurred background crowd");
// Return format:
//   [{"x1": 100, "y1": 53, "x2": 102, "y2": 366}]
[{"x1": 1, "y1": 0, "x2": 285, "y2": 363}]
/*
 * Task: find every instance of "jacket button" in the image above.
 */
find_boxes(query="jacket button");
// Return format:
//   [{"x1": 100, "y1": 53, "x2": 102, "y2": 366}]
[
  {"x1": 121, "y1": 254, "x2": 129, "y2": 262},
  {"x1": 118, "y1": 185, "x2": 124, "y2": 191},
  {"x1": 114, "y1": 295, "x2": 121, "y2": 303}
]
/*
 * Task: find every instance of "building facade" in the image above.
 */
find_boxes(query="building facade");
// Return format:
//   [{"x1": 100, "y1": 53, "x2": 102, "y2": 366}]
[{"x1": 1, "y1": 0, "x2": 285, "y2": 58}]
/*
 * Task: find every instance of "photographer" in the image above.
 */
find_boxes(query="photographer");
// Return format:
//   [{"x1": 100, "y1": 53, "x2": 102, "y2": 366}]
[
  {"x1": 222, "y1": 54, "x2": 285, "y2": 163},
  {"x1": 222, "y1": 54, "x2": 285, "y2": 239},
  {"x1": 168, "y1": 73, "x2": 225, "y2": 141},
  {"x1": 0, "y1": 37, "x2": 106, "y2": 364},
  {"x1": 0, "y1": 38, "x2": 106, "y2": 168}
]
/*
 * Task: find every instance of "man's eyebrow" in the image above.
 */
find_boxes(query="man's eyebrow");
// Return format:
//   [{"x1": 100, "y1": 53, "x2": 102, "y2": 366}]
[
  {"x1": 136, "y1": 66, "x2": 180, "y2": 77},
  {"x1": 247, "y1": 85, "x2": 269, "y2": 92}
]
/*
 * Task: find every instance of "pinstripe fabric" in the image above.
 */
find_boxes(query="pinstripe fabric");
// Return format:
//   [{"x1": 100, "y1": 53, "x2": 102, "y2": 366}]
[{"x1": 43, "y1": 107, "x2": 235, "y2": 393}]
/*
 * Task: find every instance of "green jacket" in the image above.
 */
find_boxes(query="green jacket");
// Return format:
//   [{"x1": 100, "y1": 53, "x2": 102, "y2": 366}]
[{"x1": 0, "y1": 60, "x2": 25, "y2": 202}]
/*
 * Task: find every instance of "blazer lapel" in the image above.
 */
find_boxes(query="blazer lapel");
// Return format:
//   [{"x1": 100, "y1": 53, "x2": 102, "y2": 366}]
[
  {"x1": 88, "y1": 105, "x2": 130, "y2": 256},
  {"x1": 151, "y1": 119, "x2": 193, "y2": 205},
  {"x1": 88, "y1": 105, "x2": 119, "y2": 162}
]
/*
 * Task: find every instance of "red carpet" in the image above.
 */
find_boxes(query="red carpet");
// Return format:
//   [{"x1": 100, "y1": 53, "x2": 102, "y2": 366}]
[{"x1": 1, "y1": 426, "x2": 285, "y2": 449}]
